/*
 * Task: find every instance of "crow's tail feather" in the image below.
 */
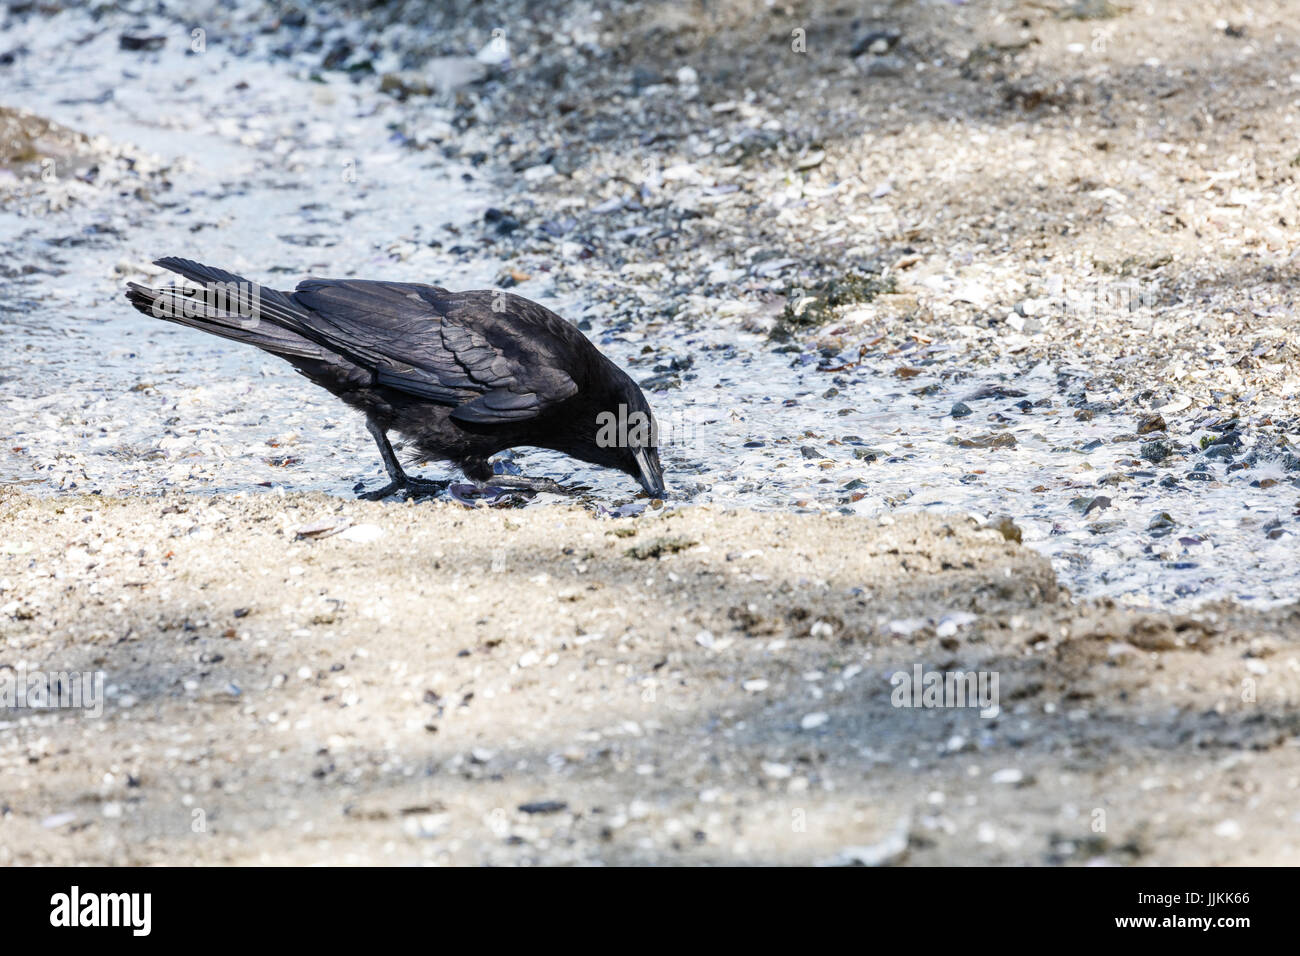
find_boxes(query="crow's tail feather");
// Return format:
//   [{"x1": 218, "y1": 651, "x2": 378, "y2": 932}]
[
  {"x1": 125, "y1": 281, "x2": 326, "y2": 361},
  {"x1": 126, "y1": 259, "x2": 376, "y2": 391},
  {"x1": 147, "y1": 257, "x2": 323, "y2": 338}
]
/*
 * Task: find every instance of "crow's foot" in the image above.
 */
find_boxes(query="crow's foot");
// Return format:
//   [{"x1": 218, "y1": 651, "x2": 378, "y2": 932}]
[
  {"x1": 358, "y1": 476, "x2": 450, "y2": 501},
  {"x1": 359, "y1": 418, "x2": 449, "y2": 500}
]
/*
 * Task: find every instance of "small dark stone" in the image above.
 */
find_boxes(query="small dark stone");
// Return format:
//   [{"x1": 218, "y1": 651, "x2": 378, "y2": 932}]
[
  {"x1": 1088, "y1": 519, "x2": 1126, "y2": 535},
  {"x1": 956, "y1": 433, "x2": 1016, "y2": 449},
  {"x1": 631, "y1": 66, "x2": 663, "y2": 90},
  {"x1": 850, "y1": 29, "x2": 902, "y2": 57},
  {"x1": 119, "y1": 34, "x2": 166, "y2": 52},
  {"x1": 989, "y1": 515, "x2": 1022, "y2": 544},
  {"x1": 483, "y1": 208, "x2": 521, "y2": 235},
  {"x1": 951, "y1": 402, "x2": 972, "y2": 418},
  {"x1": 322, "y1": 39, "x2": 354, "y2": 69},
  {"x1": 1204, "y1": 429, "x2": 1242, "y2": 449},
  {"x1": 964, "y1": 385, "x2": 1028, "y2": 401},
  {"x1": 638, "y1": 371, "x2": 681, "y2": 390},
  {"x1": 1148, "y1": 512, "x2": 1177, "y2": 534},
  {"x1": 1137, "y1": 413, "x2": 1166, "y2": 434},
  {"x1": 518, "y1": 800, "x2": 568, "y2": 815},
  {"x1": 1140, "y1": 440, "x2": 1174, "y2": 463},
  {"x1": 1084, "y1": 495, "x2": 1112, "y2": 515}
]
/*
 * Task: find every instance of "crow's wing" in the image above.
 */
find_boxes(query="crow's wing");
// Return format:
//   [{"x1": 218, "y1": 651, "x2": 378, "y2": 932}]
[{"x1": 290, "y1": 279, "x2": 580, "y2": 424}]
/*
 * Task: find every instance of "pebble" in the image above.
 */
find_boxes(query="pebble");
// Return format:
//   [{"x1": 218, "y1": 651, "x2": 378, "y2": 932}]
[
  {"x1": 402, "y1": 813, "x2": 451, "y2": 838},
  {"x1": 1213, "y1": 819, "x2": 1242, "y2": 839},
  {"x1": 1137, "y1": 413, "x2": 1167, "y2": 434},
  {"x1": 1072, "y1": 495, "x2": 1111, "y2": 516},
  {"x1": 339, "y1": 524, "x2": 384, "y2": 543},
  {"x1": 935, "y1": 612, "x2": 976, "y2": 637},
  {"x1": 518, "y1": 800, "x2": 568, "y2": 815},
  {"x1": 295, "y1": 518, "x2": 350, "y2": 539},
  {"x1": 957, "y1": 433, "x2": 1017, "y2": 449},
  {"x1": 800, "y1": 712, "x2": 829, "y2": 730},
  {"x1": 989, "y1": 516, "x2": 1022, "y2": 543},
  {"x1": 850, "y1": 30, "x2": 902, "y2": 57},
  {"x1": 1141, "y1": 440, "x2": 1175, "y2": 463},
  {"x1": 1147, "y1": 513, "x2": 1178, "y2": 534},
  {"x1": 796, "y1": 150, "x2": 826, "y2": 171},
  {"x1": 825, "y1": 818, "x2": 911, "y2": 867}
]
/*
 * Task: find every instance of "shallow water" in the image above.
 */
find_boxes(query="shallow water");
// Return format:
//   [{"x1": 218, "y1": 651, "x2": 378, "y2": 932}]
[{"x1": 2, "y1": 10, "x2": 1296, "y2": 612}]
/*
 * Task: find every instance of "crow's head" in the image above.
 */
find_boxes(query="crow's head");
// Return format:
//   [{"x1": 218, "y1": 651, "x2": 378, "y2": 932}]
[{"x1": 579, "y1": 363, "x2": 666, "y2": 499}]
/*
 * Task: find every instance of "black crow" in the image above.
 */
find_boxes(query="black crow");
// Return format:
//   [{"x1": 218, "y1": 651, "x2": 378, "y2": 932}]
[{"x1": 125, "y1": 258, "x2": 666, "y2": 499}]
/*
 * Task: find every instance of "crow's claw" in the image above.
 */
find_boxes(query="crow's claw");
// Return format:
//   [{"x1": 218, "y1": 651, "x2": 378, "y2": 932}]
[
  {"x1": 358, "y1": 480, "x2": 404, "y2": 501},
  {"x1": 358, "y1": 477, "x2": 449, "y2": 500}
]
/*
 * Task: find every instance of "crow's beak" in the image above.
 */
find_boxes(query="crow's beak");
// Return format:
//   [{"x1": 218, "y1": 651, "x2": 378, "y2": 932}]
[{"x1": 632, "y1": 447, "x2": 666, "y2": 499}]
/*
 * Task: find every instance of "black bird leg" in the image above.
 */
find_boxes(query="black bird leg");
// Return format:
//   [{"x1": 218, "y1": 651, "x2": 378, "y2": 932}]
[{"x1": 359, "y1": 419, "x2": 449, "y2": 500}]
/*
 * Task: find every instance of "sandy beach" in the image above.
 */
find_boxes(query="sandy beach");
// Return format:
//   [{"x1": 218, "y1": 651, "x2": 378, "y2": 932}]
[{"x1": 1, "y1": 489, "x2": 1297, "y2": 865}]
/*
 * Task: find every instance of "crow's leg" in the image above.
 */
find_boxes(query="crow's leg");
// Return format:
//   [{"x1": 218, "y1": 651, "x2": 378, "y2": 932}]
[
  {"x1": 478, "y1": 474, "x2": 590, "y2": 496},
  {"x1": 358, "y1": 419, "x2": 449, "y2": 500}
]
